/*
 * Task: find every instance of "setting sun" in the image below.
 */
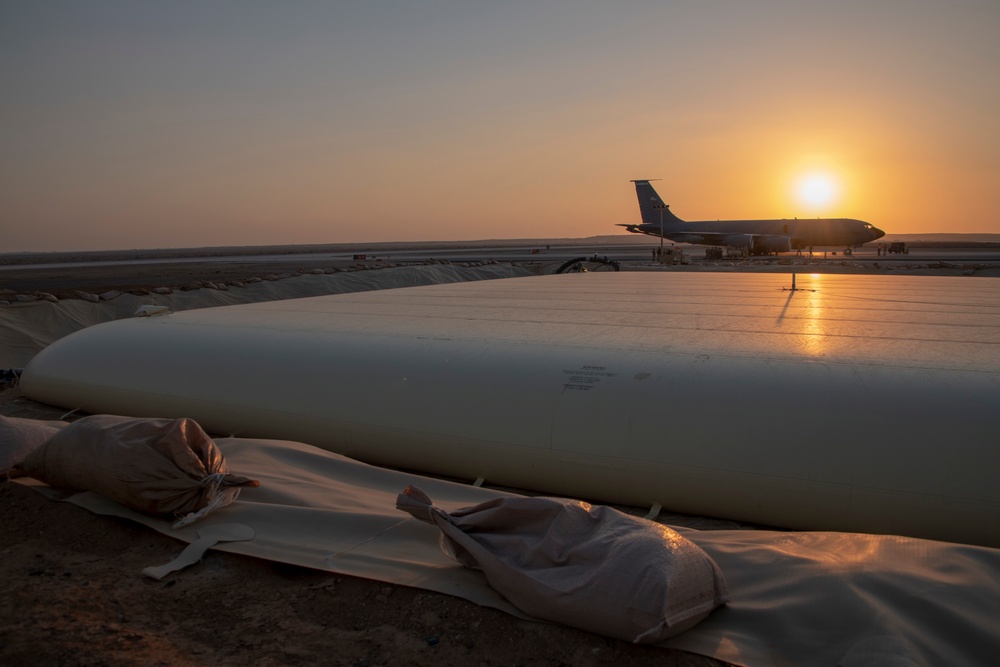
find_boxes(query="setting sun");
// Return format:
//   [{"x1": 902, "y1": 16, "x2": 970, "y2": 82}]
[{"x1": 796, "y1": 174, "x2": 839, "y2": 209}]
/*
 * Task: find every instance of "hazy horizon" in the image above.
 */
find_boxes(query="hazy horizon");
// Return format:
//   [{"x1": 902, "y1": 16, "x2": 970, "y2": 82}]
[
  {"x1": 5, "y1": 232, "x2": 1000, "y2": 259},
  {"x1": 4, "y1": 2, "x2": 999, "y2": 252}
]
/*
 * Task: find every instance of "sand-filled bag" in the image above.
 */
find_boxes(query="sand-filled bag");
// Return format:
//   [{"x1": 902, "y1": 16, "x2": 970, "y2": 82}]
[
  {"x1": 19, "y1": 414, "x2": 259, "y2": 527},
  {"x1": 0, "y1": 415, "x2": 67, "y2": 475},
  {"x1": 397, "y1": 485, "x2": 728, "y2": 642}
]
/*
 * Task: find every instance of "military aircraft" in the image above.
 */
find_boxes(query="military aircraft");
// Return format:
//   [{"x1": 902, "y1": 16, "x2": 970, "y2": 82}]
[{"x1": 620, "y1": 180, "x2": 884, "y2": 255}]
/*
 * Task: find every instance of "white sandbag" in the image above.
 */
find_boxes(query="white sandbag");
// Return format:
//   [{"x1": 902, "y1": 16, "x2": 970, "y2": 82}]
[
  {"x1": 133, "y1": 304, "x2": 170, "y2": 317},
  {"x1": 0, "y1": 415, "x2": 67, "y2": 474},
  {"x1": 19, "y1": 414, "x2": 259, "y2": 527},
  {"x1": 397, "y1": 485, "x2": 728, "y2": 643}
]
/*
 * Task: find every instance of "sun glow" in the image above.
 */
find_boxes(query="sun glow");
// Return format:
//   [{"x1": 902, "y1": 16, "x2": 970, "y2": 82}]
[{"x1": 795, "y1": 173, "x2": 839, "y2": 209}]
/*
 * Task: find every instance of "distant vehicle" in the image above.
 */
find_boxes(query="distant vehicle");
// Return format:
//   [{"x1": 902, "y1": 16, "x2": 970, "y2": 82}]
[
  {"x1": 619, "y1": 180, "x2": 885, "y2": 255},
  {"x1": 887, "y1": 242, "x2": 908, "y2": 254}
]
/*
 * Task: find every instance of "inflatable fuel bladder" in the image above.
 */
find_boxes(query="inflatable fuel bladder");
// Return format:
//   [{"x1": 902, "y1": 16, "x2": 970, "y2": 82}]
[{"x1": 20, "y1": 272, "x2": 1000, "y2": 546}]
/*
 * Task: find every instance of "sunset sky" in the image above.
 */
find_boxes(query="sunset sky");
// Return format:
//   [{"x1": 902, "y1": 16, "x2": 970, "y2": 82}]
[{"x1": 3, "y1": 1, "x2": 999, "y2": 251}]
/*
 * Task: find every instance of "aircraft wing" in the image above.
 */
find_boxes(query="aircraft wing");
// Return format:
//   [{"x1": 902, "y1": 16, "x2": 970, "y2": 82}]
[
  {"x1": 615, "y1": 225, "x2": 725, "y2": 244},
  {"x1": 662, "y1": 231, "x2": 723, "y2": 245},
  {"x1": 620, "y1": 224, "x2": 795, "y2": 252},
  {"x1": 662, "y1": 231, "x2": 759, "y2": 246},
  {"x1": 665, "y1": 231, "x2": 795, "y2": 253}
]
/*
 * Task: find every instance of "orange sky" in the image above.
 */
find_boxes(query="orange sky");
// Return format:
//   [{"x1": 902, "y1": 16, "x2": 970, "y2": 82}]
[{"x1": 3, "y1": 2, "x2": 999, "y2": 251}]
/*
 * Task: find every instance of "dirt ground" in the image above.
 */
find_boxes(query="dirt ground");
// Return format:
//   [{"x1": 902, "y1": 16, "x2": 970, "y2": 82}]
[{"x1": 0, "y1": 388, "x2": 729, "y2": 667}]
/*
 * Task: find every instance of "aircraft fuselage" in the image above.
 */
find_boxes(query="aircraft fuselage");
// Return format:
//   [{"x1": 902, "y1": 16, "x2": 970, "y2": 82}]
[
  {"x1": 624, "y1": 180, "x2": 885, "y2": 252},
  {"x1": 626, "y1": 217, "x2": 882, "y2": 249}
]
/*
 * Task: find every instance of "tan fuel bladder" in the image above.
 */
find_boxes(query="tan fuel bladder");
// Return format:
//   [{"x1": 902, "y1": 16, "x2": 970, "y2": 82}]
[{"x1": 20, "y1": 272, "x2": 1000, "y2": 546}]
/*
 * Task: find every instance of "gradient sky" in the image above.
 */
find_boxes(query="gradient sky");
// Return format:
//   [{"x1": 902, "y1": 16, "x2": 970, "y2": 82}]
[{"x1": 3, "y1": 1, "x2": 999, "y2": 251}]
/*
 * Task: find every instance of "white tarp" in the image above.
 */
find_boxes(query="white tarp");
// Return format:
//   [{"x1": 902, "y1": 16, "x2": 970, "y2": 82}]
[{"x1": 16, "y1": 435, "x2": 1000, "y2": 666}]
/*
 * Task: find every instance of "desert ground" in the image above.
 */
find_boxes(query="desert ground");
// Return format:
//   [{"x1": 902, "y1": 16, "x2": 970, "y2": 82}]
[
  {"x1": 0, "y1": 476, "x2": 722, "y2": 667},
  {"x1": 0, "y1": 383, "x2": 726, "y2": 667},
  {"x1": 3, "y1": 238, "x2": 999, "y2": 666}
]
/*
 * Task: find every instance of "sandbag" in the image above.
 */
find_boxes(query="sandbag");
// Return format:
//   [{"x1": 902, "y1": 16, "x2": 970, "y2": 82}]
[
  {"x1": 397, "y1": 485, "x2": 728, "y2": 643},
  {"x1": 0, "y1": 415, "x2": 67, "y2": 475},
  {"x1": 19, "y1": 414, "x2": 259, "y2": 527}
]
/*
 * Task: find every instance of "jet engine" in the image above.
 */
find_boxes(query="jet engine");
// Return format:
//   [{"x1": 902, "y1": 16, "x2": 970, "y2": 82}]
[
  {"x1": 671, "y1": 234, "x2": 705, "y2": 244},
  {"x1": 723, "y1": 234, "x2": 754, "y2": 248},
  {"x1": 757, "y1": 236, "x2": 792, "y2": 253}
]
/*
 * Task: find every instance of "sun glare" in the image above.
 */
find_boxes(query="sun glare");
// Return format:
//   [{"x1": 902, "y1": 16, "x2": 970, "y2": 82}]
[{"x1": 796, "y1": 174, "x2": 838, "y2": 209}]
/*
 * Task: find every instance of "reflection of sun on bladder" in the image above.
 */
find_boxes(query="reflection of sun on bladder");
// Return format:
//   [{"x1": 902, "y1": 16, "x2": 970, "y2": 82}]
[
  {"x1": 777, "y1": 274, "x2": 828, "y2": 355},
  {"x1": 799, "y1": 278, "x2": 827, "y2": 357}
]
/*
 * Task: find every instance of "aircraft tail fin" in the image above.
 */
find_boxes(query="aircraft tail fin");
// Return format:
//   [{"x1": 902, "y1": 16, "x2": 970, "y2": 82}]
[{"x1": 632, "y1": 180, "x2": 683, "y2": 225}]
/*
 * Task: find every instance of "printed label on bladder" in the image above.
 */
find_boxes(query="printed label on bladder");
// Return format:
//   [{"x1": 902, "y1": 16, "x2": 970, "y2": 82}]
[{"x1": 561, "y1": 365, "x2": 618, "y2": 391}]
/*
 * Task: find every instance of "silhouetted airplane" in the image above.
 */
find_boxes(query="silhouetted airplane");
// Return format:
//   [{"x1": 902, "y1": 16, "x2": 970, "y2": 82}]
[{"x1": 619, "y1": 180, "x2": 885, "y2": 255}]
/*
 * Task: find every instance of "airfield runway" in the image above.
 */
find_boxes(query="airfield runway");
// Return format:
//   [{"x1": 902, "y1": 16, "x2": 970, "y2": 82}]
[{"x1": 2, "y1": 238, "x2": 999, "y2": 299}]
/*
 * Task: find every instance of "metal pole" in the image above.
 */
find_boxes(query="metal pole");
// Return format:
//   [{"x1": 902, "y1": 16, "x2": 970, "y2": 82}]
[
  {"x1": 659, "y1": 207, "x2": 664, "y2": 260},
  {"x1": 653, "y1": 204, "x2": 666, "y2": 263}
]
